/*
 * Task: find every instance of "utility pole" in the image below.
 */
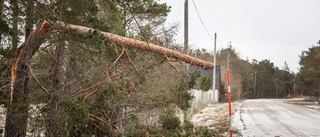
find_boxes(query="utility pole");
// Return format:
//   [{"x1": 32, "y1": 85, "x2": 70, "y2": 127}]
[
  {"x1": 275, "y1": 78, "x2": 278, "y2": 98},
  {"x1": 213, "y1": 33, "x2": 217, "y2": 102},
  {"x1": 181, "y1": 0, "x2": 189, "y2": 125},
  {"x1": 254, "y1": 69, "x2": 257, "y2": 99},
  {"x1": 184, "y1": 0, "x2": 189, "y2": 56},
  {"x1": 293, "y1": 77, "x2": 296, "y2": 97}
]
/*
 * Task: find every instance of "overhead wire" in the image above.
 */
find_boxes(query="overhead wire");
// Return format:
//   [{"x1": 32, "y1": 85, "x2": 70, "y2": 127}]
[
  {"x1": 123, "y1": 1, "x2": 151, "y2": 50},
  {"x1": 191, "y1": 0, "x2": 214, "y2": 41},
  {"x1": 174, "y1": 2, "x2": 184, "y2": 21}
]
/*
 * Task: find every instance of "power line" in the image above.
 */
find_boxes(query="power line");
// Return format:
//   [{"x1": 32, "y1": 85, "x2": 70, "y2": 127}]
[
  {"x1": 191, "y1": 0, "x2": 213, "y2": 41},
  {"x1": 124, "y1": 1, "x2": 151, "y2": 50},
  {"x1": 217, "y1": 37, "x2": 226, "y2": 48},
  {"x1": 174, "y1": 2, "x2": 184, "y2": 21}
]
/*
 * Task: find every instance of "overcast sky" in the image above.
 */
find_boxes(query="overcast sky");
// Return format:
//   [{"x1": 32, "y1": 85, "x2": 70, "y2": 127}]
[{"x1": 160, "y1": 0, "x2": 320, "y2": 73}]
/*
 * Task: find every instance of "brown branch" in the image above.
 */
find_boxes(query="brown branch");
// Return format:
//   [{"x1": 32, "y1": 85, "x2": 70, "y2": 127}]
[
  {"x1": 82, "y1": 86, "x2": 100, "y2": 103},
  {"x1": 113, "y1": 47, "x2": 125, "y2": 64},
  {"x1": 91, "y1": 121, "x2": 108, "y2": 133},
  {"x1": 88, "y1": 113, "x2": 113, "y2": 129},
  {"x1": 114, "y1": 124, "x2": 122, "y2": 134},
  {"x1": 71, "y1": 82, "x2": 101, "y2": 97},
  {"x1": 74, "y1": 49, "x2": 133, "y2": 98},
  {"x1": 105, "y1": 69, "x2": 111, "y2": 82},
  {"x1": 26, "y1": 64, "x2": 50, "y2": 95},
  {"x1": 119, "y1": 49, "x2": 131, "y2": 75},
  {"x1": 164, "y1": 54, "x2": 181, "y2": 76},
  {"x1": 109, "y1": 47, "x2": 125, "y2": 71},
  {"x1": 143, "y1": 129, "x2": 150, "y2": 137},
  {"x1": 110, "y1": 47, "x2": 141, "y2": 77}
]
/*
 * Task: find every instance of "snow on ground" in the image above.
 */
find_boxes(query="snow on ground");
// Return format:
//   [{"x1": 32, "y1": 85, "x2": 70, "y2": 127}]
[
  {"x1": 190, "y1": 101, "x2": 242, "y2": 136},
  {"x1": 230, "y1": 102, "x2": 244, "y2": 133},
  {"x1": 287, "y1": 97, "x2": 320, "y2": 110}
]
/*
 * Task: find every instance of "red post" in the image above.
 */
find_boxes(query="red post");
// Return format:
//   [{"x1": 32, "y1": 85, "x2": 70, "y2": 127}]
[{"x1": 227, "y1": 68, "x2": 232, "y2": 137}]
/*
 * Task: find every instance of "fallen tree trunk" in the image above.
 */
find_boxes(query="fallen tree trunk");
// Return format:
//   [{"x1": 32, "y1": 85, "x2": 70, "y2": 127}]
[{"x1": 55, "y1": 21, "x2": 214, "y2": 69}]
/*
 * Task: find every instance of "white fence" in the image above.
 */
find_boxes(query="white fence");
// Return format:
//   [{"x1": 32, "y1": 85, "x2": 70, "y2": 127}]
[
  {"x1": 138, "y1": 89, "x2": 219, "y2": 126},
  {"x1": 176, "y1": 89, "x2": 218, "y2": 121}
]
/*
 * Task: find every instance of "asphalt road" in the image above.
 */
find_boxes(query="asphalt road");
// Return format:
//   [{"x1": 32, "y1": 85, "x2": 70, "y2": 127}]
[{"x1": 240, "y1": 99, "x2": 320, "y2": 137}]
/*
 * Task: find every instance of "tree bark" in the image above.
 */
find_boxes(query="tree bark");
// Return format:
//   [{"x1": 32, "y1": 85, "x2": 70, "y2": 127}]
[
  {"x1": 55, "y1": 21, "x2": 214, "y2": 69},
  {"x1": 0, "y1": 0, "x2": 4, "y2": 44},
  {"x1": 5, "y1": 21, "x2": 53, "y2": 137},
  {"x1": 24, "y1": 0, "x2": 34, "y2": 41},
  {"x1": 44, "y1": 1, "x2": 67, "y2": 136},
  {"x1": 44, "y1": 42, "x2": 65, "y2": 137},
  {"x1": 0, "y1": 0, "x2": 4, "y2": 18},
  {"x1": 11, "y1": 0, "x2": 19, "y2": 52}
]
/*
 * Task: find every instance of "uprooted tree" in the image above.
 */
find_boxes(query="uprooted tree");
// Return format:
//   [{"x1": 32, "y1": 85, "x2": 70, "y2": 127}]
[{"x1": 6, "y1": 20, "x2": 215, "y2": 136}]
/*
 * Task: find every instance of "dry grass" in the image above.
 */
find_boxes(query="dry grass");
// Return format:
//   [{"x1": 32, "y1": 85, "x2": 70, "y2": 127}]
[{"x1": 190, "y1": 101, "x2": 242, "y2": 136}]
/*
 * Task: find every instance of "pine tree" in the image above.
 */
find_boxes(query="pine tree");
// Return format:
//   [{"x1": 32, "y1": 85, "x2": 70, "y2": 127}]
[{"x1": 298, "y1": 43, "x2": 320, "y2": 96}]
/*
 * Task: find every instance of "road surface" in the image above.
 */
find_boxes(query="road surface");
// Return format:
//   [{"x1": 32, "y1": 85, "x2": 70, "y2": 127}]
[{"x1": 240, "y1": 99, "x2": 320, "y2": 137}]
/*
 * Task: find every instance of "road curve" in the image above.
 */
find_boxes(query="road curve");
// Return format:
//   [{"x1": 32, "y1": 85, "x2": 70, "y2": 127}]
[{"x1": 240, "y1": 99, "x2": 320, "y2": 137}]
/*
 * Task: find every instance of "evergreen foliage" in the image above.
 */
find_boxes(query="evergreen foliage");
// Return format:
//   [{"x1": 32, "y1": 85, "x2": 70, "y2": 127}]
[
  {"x1": 298, "y1": 44, "x2": 320, "y2": 96},
  {"x1": 0, "y1": 0, "x2": 317, "y2": 136}
]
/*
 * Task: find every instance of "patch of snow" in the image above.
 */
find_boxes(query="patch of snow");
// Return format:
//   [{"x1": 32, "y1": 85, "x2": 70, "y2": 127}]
[
  {"x1": 190, "y1": 101, "x2": 242, "y2": 136},
  {"x1": 231, "y1": 102, "x2": 243, "y2": 132},
  {"x1": 305, "y1": 105, "x2": 320, "y2": 110}
]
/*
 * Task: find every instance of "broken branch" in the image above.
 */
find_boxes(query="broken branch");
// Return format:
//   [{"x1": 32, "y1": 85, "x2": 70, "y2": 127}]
[
  {"x1": 164, "y1": 54, "x2": 181, "y2": 76},
  {"x1": 82, "y1": 86, "x2": 100, "y2": 103},
  {"x1": 26, "y1": 64, "x2": 50, "y2": 95}
]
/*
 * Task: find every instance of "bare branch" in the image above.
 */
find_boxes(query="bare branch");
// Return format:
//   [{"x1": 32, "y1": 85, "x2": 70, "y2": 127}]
[
  {"x1": 82, "y1": 86, "x2": 100, "y2": 103},
  {"x1": 164, "y1": 54, "x2": 181, "y2": 76},
  {"x1": 109, "y1": 47, "x2": 125, "y2": 71},
  {"x1": 71, "y1": 82, "x2": 100, "y2": 97},
  {"x1": 88, "y1": 113, "x2": 113, "y2": 129},
  {"x1": 26, "y1": 64, "x2": 50, "y2": 95}
]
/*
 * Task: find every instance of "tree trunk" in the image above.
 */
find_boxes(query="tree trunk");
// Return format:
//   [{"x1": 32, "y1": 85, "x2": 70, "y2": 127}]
[
  {"x1": 24, "y1": 0, "x2": 34, "y2": 41},
  {"x1": 45, "y1": 43, "x2": 65, "y2": 137},
  {"x1": 0, "y1": 0, "x2": 4, "y2": 44},
  {"x1": 44, "y1": 1, "x2": 67, "y2": 136},
  {"x1": 55, "y1": 21, "x2": 214, "y2": 69},
  {"x1": 11, "y1": 0, "x2": 19, "y2": 52},
  {"x1": 5, "y1": 21, "x2": 53, "y2": 137},
  {"x1": 0, "y1": 0, "x2": 4, "y2": 18},
  {"x1": 64, "y1": 46, "x2": 76, "y2": 94}
]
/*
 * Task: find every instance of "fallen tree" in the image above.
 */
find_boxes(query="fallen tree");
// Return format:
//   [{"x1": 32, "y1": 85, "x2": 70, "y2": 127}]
[
  {"x1": 55, "y1": 21, "x2": 214, "y2": 69},
  {"x1": 7, "y1": 20, "x2": 214, "y2": 136}
]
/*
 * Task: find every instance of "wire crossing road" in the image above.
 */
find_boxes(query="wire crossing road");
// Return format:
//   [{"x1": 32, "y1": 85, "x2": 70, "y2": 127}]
[{"x1": 240, "y1": 99, "x2": 320, "y2": 136}]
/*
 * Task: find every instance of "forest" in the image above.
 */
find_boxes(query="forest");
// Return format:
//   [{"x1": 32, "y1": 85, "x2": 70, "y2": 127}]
[{"x1": 0, "y1": 0, "x2": 319, "y2": 136}]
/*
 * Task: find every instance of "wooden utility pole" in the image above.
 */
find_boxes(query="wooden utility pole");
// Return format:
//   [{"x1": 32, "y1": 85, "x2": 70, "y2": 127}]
[
  {"x1": 276, "y1": 78, "x2": 278, "y2": 98},
  {"x1": 182, "y1": 0, "x2": 189, "y2": 125},
  {"x1": 213, "y1": 33, "x2": 217, "y2": 102},
  {"x1": 293, "y1": 77, "x2": 295, "y2": 97},
  {"x1": 184, "y1": 0, "x2": 189, "y2": 55},
  {"x1": 254, "y1": 69, "x2": 257, "y2": 99}
]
